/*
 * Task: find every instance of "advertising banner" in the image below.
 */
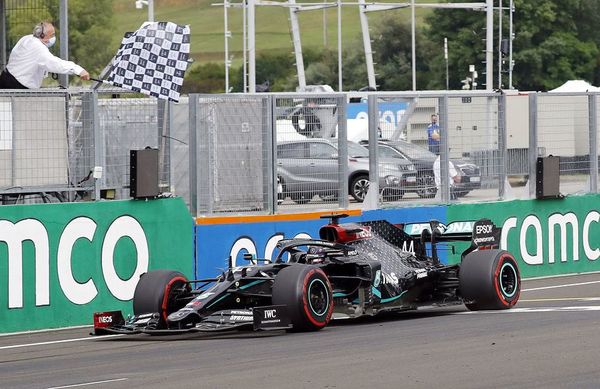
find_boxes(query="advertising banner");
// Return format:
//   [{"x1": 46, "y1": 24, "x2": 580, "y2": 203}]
[
  {"x1": 195, "y1": 206, "x2": 445, "y2": 279},
  {"x1": 0, "y1": 198, "x2": 193, "y2": 333},
  {"x1": 446, "y1": 194, "x2": 600, "y2": 278}
]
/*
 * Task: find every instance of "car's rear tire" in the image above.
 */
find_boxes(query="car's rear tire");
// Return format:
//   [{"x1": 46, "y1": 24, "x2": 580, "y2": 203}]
[
  {"x1": 350, "y1": 174, "x2": 369, "y2": 202},
  {"x1": 133, "y1": 270, "x2": 189, "y2": 328},
  {"x1": 459, "y1": 250, "x2": 520, "y2": 310},
  {"x1": 272, "y1": 265, "x2": 334, "y2": 331}
]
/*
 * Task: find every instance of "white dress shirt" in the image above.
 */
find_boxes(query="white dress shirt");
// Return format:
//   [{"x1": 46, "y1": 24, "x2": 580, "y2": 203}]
[
  {"x1": 433, "y1": 155, "x2": 459, "y2": 188},
  {"x1": 6, "y1": 35, "x2": 84, "y2": 89}
]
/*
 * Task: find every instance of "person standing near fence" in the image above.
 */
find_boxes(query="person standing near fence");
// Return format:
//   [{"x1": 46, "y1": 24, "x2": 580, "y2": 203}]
[
  {"x1": 426, "y1": 114, "x2": 441, "y2": 154},
  {"x1": 433, "y1": 154, "x2": 462, "y2": 200},
  {"x1": 0, "y1": 21, "x2": 90, "y2": 89}
]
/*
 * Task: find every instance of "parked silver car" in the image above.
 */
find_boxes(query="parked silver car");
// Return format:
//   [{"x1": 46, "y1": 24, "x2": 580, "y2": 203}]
[{"x1": 277, "y1": 139, "x2": 417, "y2": 203}]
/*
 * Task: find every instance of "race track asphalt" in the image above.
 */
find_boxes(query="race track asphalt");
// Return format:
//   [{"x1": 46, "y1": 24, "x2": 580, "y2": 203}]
[{"x1": 2, "y1": 272, "x2": 600, "y2": 389}]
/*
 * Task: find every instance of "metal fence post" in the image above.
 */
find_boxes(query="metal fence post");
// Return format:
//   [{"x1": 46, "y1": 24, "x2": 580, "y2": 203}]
[
  {"x1": 589, "y1": 94, "x2": 599, "y2": 193},
  {"x1": 0, "y1": 1, "x2": 6, "y2": 69},
  {"x1": 188, "y1": 94, "x2": 198, "y2": 216},
  {"x1": 158, "y1": 99, "x2": 170, "y2": 193},
  {"x1": 439, "y1": 95, "x2": 450, "y2": 202},
  {"x1": 367, "y1": 94, "x2": 380, "y2": 207},
  {"x1": 338, "y1": 94, "x2": 349, "y2": 209},
  {"x1": 266, "y1": 95, "x2": 275, "y2": 214},
  {"x1": 205, "y1": 98, "x2": 215, "y2": 214},
  {"x1": 498, "y1": 92, "x2": 507, "y2": 199},
  {"x1": 82, "y1": 91, "x2": 103, "y2": 201},
  {"x1": 528, "y1": 93, "x2": 538, "y2": 199}
]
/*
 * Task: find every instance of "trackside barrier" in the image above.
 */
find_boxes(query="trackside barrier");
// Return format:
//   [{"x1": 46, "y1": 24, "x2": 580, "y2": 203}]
[
  {"x1": 0, "y1": 197, "x2": 193, "y2": 334},
  {"x1": 1, "y1": 193, "x2": 598, "y2": 334},
  {"x1": 195, "y1": 206, "x2": 445, "y2": 279},
  {"x1": 446, "y1": 193, "x2": 600, "y2": 278},
  {"x1": 193, "y1": 193, "x2": 600, "y2": 280},
  {"x1": 2, "y1": 89, "x2": 598, "y2": 214}
]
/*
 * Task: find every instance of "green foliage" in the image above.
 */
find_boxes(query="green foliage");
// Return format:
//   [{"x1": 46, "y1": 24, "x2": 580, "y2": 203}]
[
  {"x1": 424, "y1": 5, "x2": 485, "y2": 89},
  {"x1": 305, "y1": 49, "x2": 337, "y2": 88},
  {"x1": 47, "y1": 0, "x2": 115, "y2": 77},
  {"x1": 7, "y1": 1, "x2": 52, "y2": 42},
  {"x1": 426, "y1": 0, "x2": 600, "y2": 91},
  {"x1": 371, "y1": 15, "x2": 433, "y2": 90},
  {"x1": 8, "y1": 0, "x2": 600, "y2": 92},
  {"x1": 511, "y1": 0, "x2": 599, "y2": 90},
  {"x1": 6, "y1": 0, "x2": 114, "y2": 84},
  {"x1": 182, "y1": 62, "x2": 225, "y2": 93}
]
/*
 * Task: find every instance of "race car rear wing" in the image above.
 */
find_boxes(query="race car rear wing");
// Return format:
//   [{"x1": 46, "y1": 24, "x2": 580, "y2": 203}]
[
  {"x1": 400, "y1": 219, "x2": 502, "y2": 262},
  {"x1": 401, "y1": 219, "x2": 500, "y2": 244}
]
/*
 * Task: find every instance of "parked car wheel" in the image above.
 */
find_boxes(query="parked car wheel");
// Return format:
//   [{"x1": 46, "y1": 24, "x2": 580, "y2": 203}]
[{"x1": 350, "y1": 174, "x2": 370, "y2": 202}]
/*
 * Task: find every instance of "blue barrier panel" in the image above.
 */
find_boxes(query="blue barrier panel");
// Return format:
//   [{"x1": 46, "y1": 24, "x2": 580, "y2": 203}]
[{"x1": 194, "y1": 206, "x2": 446, "y2": 279}]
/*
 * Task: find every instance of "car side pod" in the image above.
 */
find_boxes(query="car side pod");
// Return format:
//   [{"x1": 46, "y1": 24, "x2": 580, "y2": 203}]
[{"x1": 92, "y1": 311, "x2": 125, "y2": 335}]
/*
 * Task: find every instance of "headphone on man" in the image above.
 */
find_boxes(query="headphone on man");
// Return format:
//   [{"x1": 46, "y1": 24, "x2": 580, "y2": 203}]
[{"x1": 33, "y1": 22, "x2": 46, "y2": 39}]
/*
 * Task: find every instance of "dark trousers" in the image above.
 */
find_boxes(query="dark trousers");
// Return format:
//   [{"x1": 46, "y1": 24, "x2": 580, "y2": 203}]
[{"x1": 0, "y1": 69, "x2": 27, "y2": 89}]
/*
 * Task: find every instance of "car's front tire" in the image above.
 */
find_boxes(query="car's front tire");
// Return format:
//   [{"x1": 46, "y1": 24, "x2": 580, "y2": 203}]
[
  {"x1": 133, "y1": 270, "x2": 190, "y2": 328},
  {"x1": 272, "y1": 265, "x2": 334, "y2": 331},
  {"x1": 459, "y1": 250, "x2": 520, "y2": 310}
]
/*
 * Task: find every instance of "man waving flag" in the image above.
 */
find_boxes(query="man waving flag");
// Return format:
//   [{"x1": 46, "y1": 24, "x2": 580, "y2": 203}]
[{"x1": 105, "y1": 22, "x2": 190, "y2": 102}]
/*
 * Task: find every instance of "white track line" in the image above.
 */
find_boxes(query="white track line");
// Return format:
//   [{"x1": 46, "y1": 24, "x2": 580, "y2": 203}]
[
  {"x1": 457, "y1": 305, "x2": 600, "y2": 314},
  {"x1": 0, "y1": 334, "x2": 124, "y2": 351},
  {"x1": 522, "y1": 280, "x2": 600, "y2": 292},
  {"x1": 47, "y1": 378, "x2": 128, "y2": 389},
  {"x1": 2, "y1": 279, "x2": 599, "y2": 349},
  {"x1": 521, "y1": 297, "x2": 600, "y2": 302}
]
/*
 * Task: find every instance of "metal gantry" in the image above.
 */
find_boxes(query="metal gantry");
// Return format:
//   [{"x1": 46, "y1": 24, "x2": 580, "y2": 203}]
[{"x1": 215, "y1": 1, "x2": 509, "y2": 92}]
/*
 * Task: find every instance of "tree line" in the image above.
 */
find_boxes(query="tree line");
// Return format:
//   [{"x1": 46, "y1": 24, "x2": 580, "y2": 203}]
[
  {"x1": 6, "y1": 0, "x2": 600, "y2": 92},
  {"x1": 186, "y1": 0, "x2": 600, "y2": 93}
]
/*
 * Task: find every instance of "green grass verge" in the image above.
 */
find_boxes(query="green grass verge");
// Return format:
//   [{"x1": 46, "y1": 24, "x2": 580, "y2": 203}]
[{"x1": 113, "y1": 0, "x2": 437, "y2": 65}]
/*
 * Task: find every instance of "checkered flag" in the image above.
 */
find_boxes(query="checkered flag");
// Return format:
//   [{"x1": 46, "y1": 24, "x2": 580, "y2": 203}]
[{"x1": 106, "y1": 22, "x2": 190, "y2": 102}]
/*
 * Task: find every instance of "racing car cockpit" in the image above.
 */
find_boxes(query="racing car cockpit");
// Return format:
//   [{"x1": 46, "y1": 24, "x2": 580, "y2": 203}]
[{"x1": 275, "y1": 239, "x2": 357, "y2": 265}]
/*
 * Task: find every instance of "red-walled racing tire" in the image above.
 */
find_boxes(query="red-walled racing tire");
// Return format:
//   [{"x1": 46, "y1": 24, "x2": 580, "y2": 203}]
[
  {"x1": 133, "y1": 270, "x2": 189, "y2": 328},
  {"x1": 272, "y1": 265, "x2": 334, "y2": 331},
  {"x1": 459, "y1": 249, "x2": 520, "y2": 310}
]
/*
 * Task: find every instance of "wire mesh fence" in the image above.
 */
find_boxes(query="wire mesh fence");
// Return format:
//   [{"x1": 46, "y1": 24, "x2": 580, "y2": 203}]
[
  {"x1": 274, "y1": 94, "x2": 347, "y2": 211},
  {"x1": 0, "y1": 90, "x2": 71, "y2": 203},
  {"x1": 0, "y1": 89, "x2": 165, "y2": 204},
  {"x1": 0, "y1": 89, "x2": 598, "y2": 212},
  {"x1": 536, "y1": 93, "x2": 591, "y2": 196},
  {"x1": 190, "y1": 94, "x2": 272, "y2": 214}
]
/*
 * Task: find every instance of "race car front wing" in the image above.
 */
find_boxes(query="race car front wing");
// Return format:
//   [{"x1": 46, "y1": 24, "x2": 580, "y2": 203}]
[{"x1": 92, "y1": 305, "x2": 291, "y2": 335}]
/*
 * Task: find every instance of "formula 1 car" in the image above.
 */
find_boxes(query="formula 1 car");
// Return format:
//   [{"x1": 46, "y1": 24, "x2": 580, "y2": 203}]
[{"x1": 93, "y1": 215, "x2": 520, "y2": 335}]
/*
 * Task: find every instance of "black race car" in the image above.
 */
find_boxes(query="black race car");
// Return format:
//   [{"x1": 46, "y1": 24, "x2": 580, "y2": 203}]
[{"x1": 93, "y1": 215, "x2": 520, "y2": 335}]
